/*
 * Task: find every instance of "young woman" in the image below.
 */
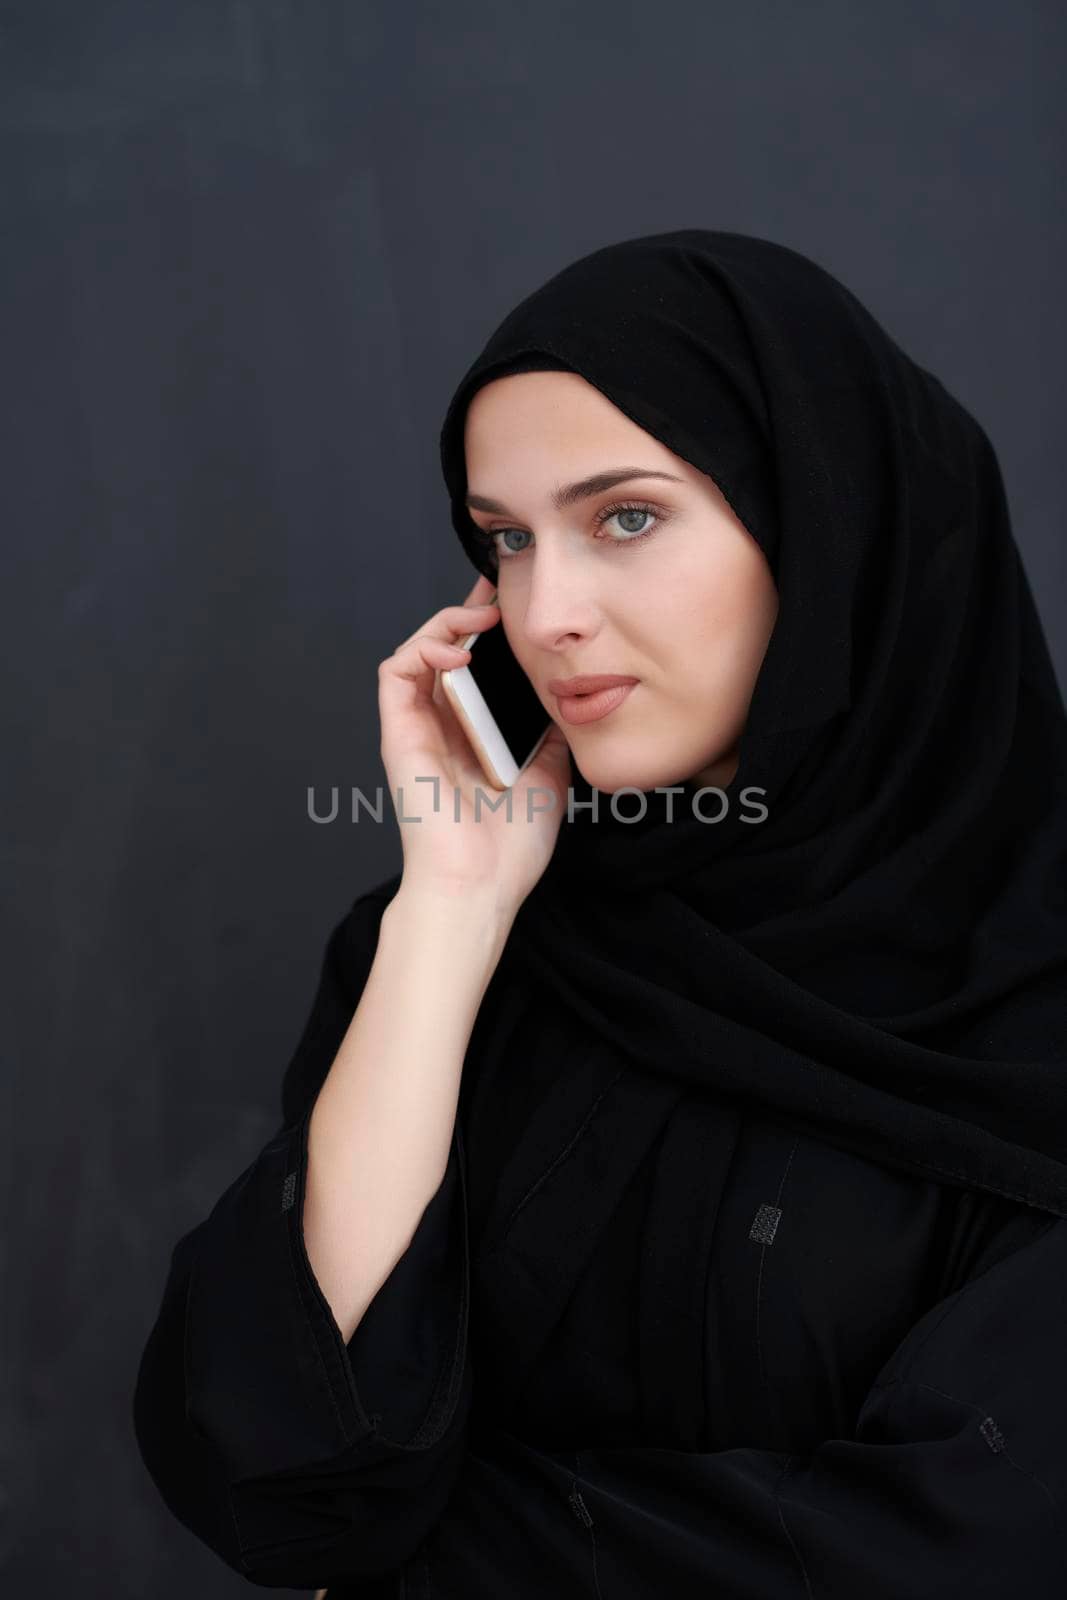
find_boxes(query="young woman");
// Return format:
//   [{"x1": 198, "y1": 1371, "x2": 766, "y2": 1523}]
[{"x1": 134, "y1": 230, "x2": 1067, "y2": 1597}]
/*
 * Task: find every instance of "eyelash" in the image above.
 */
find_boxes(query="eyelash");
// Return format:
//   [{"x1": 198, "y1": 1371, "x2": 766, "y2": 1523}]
[{"x1": 471, "y1": 500, "x2": 670, "y2": 563}]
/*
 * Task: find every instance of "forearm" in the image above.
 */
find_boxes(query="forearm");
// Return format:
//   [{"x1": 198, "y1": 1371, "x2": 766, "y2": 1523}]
[{"x1": 303, "y1": 882, "x2": 512, "y2": 1343}]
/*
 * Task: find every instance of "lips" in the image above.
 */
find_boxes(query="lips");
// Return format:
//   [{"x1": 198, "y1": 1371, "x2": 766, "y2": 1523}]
[
  {"x1": 546, "y1": 674, "x2": 639, "y2": 696},
  {"x1": 553, "y1": 681, "x2": 637, "y2": 725}
]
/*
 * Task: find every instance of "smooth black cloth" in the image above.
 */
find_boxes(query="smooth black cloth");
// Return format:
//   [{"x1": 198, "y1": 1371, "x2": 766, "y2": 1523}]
[{"x1": 134, "y1": 231, "x2": 1067, "y2": 1593}]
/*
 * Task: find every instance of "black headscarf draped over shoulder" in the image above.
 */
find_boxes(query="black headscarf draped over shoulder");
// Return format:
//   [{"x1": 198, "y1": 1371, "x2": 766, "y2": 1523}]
[{"x1": 438, "y1": 229, "x2": 1067, "y2": 1218}]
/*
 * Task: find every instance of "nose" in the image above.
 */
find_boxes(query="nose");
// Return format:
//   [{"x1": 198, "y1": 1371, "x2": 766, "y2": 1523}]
[{"x1": 516, "y1": 538, "x2": 602, "y2": 654}]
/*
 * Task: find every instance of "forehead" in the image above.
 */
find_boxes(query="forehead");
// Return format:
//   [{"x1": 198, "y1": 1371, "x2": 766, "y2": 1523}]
[{"x1": 463, "y1": 370, "x2": 683, "y2": 479}]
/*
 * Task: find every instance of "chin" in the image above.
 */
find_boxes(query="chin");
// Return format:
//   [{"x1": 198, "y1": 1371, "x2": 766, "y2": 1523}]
[{"x1": 568, "y1": 746, "x2": 696, "y2": 797}]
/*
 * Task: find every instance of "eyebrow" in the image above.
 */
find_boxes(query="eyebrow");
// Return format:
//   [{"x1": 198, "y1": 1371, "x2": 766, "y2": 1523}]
[{"x1": 465, "y1": 468, "x2": 686, "y2": 516}]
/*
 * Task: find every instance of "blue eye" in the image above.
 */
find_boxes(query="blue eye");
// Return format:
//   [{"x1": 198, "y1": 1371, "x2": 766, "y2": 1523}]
[{"x1": 473, "y1": 500, "x2": 669, "y2": 563}]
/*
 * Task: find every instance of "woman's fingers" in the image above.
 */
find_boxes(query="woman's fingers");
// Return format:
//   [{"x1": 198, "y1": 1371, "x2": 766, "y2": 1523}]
[
  {"x1": 379, "y1": 593, "x2": 501, "y2": 733},
  {"x1": 392, "y1": 598, "x2": 499, "y2": 655},
  {"x1": 466, "y1": 572, "x2": 498, "y2": 606}
]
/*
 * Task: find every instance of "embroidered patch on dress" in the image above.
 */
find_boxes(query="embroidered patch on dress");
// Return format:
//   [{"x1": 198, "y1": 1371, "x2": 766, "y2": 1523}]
[
  {"x1": 281, "y1": 1171, "x2": 297, "y2": 1212},
  {"x1": 749, "y1": 1203, "x2": 782, "y2": 1245},
  {"x1": 980, "y1": 1415, "x2": 1006, "y2": 1453},
  {"x1": 568, "y1": 1485, "x2": 594, "y2": 1528}
]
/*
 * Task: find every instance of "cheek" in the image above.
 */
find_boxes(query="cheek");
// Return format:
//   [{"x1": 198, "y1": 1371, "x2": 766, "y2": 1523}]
[
  {"x1": 674, "y1": 566, "x2": 776, "y2": 698},
  {"x1": 688, "y1": 551, "x2": 777, "y2": 643}
]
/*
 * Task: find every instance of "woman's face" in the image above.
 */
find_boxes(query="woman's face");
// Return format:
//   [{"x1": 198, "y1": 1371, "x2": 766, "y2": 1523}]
[{"x1": 463, "y1": 370, "x2": 779, "y2": 795}]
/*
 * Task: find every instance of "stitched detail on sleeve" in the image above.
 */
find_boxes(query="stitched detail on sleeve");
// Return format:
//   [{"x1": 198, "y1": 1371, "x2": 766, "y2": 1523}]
[
  {"x1": 749, "y1": 1202, "x2": 782, "y2": 1245},
  {"x1": 980, "y1": 1415, "x2": 1006, "y2": 1453}
]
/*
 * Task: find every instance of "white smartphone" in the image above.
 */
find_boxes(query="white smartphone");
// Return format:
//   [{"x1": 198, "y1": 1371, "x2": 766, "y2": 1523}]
[{"x1": 439, "y1": 589, "x2": 552, "y2": 789}]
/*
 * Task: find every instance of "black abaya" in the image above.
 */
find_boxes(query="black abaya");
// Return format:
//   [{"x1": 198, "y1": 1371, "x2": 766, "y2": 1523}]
[{"x1": 133, "y1": 874, "x2": 1066, "y2": 1596}]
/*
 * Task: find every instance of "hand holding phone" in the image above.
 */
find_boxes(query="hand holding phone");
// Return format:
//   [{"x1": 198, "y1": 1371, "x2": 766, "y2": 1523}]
[
  {"x1": 439, "y1": 587, "x2": 553, "y2": 791},
  {"x1": 377, "y1": 574, "x2": 571, "y2": 914}
]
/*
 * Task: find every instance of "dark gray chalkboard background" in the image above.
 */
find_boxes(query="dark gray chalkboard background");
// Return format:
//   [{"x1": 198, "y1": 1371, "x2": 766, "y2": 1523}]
[{"x1": 3, "y1": 3, "x2": 1063, "y2": 1594}]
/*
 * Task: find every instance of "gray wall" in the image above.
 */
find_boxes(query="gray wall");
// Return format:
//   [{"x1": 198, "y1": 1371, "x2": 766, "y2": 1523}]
[{"x1": 4, "y1": 2, "x2": 1063, "y2": 1594}]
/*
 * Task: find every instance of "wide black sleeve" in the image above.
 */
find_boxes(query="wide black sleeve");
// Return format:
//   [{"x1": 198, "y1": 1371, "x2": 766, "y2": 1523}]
[
  {"x1": 131, "y1": 875, "x2": 473, "y2": 1589},
  {"x1": 417, "y1": 1203, "x2": 1067, "y2": 1598}
]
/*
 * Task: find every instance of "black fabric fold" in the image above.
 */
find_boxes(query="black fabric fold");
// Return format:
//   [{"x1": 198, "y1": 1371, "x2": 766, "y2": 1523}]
[{"x1": 132, "y1": 885, "x2": 473, "y2": 1587}]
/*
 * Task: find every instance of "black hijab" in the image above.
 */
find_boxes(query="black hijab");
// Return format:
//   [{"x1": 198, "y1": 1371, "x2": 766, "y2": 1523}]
[{"x1": 438, "y1": 229, "x2": 1067, "y2": 1218}]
